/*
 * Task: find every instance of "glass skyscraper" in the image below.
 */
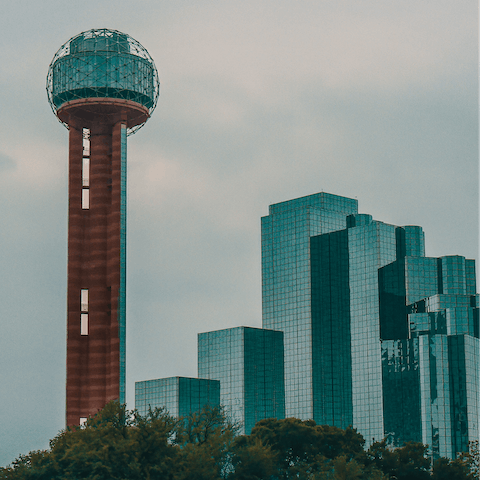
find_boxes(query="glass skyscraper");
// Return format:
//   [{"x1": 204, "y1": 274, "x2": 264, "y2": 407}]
[
  {"x1": 310, "y1": 214, "x2": 398, "y2": 442},
  {"x1": 198, "y1": 326, "x2": 285, "y2": 434},
  {"x1": 134, "y1": 191, "x2": 476, "y2": 456},
  {"x1": 261, "y1": 193, "x2": 358, "y2": 420},
  {"x1": 262, "y1": 192, "x2": 478, "y2": 454},
  {"x1": 380, "y1": 255, "x2": 479, "y2": 458},
  {"x1": 135, "y1": 377, "x2": 220, "y2": 418}
]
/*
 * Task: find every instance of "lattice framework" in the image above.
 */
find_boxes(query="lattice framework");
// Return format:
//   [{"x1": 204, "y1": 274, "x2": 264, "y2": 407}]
[{"x1": 46, "y1": 28, "x2": 159, "y2": 134}]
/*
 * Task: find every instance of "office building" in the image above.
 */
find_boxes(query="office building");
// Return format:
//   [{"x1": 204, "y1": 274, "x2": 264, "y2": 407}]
[
  {"x1": 135, "y1": 377, "x2": 220, "y2": 418},
  {"x1": 46, "y1": 29, "x2": 159, "y2": 425},
  {"x1": 310, "y1": 213, "x2": 399, "y2": 442},
  {"x1": 381, "y1": 255, "x2": 479, "y2": 458},
  {"x1": 198, "y1": 326, "x2": 285, "y2": 434},
  {"x1": 261, "y1": 193, "x2": 358, "y2": 421},
  {"x1": 263, "y1": 192, "x2": 478, "y2": 455}
]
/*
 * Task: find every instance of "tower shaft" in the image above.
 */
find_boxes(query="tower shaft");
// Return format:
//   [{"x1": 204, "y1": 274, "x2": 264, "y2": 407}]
[{"x1": 66, "y1": 120, "x2": 126, "y2": 426}]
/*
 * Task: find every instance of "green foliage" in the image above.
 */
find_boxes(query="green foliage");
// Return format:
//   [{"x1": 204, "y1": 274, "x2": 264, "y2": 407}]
[
  {"x1": 368, "y1": 440, "x2": 431, "y2": 480},
  {"x1": 0, "y1": 403, "x2": 238, "y2": 480},
  {"x1": 249, "y1": 417, "x2": 365, "y2": 464},
  {"x1": 1, "y1": 404, "x2": 477, "y2": 480},
  {"x1": 245, "y1": 417, "x2": 385, "y2": 479},
  {"x1": 229, "y1": 436, "x2": 277, "y2": 480},
  {"x1": 458, "y1": 440, "x2": 480, "y2": 479},
  {"x1": 0, "y1": 401, "x2": 181, "y2": 480},
  {"x1": 174, "y1": 405, "x2": 237, "y2": 480},
  {"x1": 431, "y1": 457, "x2": 474, "y2": 480}
]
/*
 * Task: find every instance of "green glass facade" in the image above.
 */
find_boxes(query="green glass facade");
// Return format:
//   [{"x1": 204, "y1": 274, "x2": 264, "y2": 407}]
[
  {"x1": 262, "y1": 191, "x2": 478, "y2": 456},
  {"x1": 50, "y1": 30, "x2": 156, "y2": 111},
  {"x1": 261, "y1": 193, "x2": 358, "y2": 420},
  {"x1": 382, "y1": 331, "x2": 479, "y2": 459},
  {"x1": 381, "y1": 256, "x2": 479, "y2": 458},
  {"x1": 198, "y1": 326, "x2": 285, "y2": 434},
  {"x1": 310, "y1": 229, "x2": 352, "y2": 429},
  {"x1": 381, "y1": 338, "x2": 422, "y2": 446},
  {"x1": 135, "y1": 377, "x2": 220, "y2": 418},
  {"x1": 310, "y1": 214, "x2": 397, "y2": 442},
  {"x1": 136, "y1": 191, "x2": 477, "y2": 454}
]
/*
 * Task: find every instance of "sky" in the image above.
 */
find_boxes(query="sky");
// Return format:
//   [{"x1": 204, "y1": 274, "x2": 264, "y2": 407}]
[{"x1": 0, "y1": 0, "x2": 478, "y2": 467}]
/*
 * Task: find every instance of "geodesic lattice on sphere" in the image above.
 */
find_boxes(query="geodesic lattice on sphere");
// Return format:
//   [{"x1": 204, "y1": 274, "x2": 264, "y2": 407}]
[{"x1": 46, "y1": 28, "x2": 159, "y2": 135}]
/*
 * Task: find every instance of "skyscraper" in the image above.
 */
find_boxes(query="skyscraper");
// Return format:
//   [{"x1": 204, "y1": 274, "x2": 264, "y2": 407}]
[
  {"x1": 261, "y1": 193, "x2": 358, "y2": 420},
  {"x1": 262, "y1": 192, "x2": 478, "y2": 454},
  {"x1": 310, "y1": 214, "x2": 398, "y2": 442},
  {"x1": 380, "y1": 255, "x2": 479, "y2": 457},
  {"x1": 46, "y1": 29, "x2": 159, "y2": 426},
  {"x1": 198, "y1": 326, "x2": 285, "y2": 434}
]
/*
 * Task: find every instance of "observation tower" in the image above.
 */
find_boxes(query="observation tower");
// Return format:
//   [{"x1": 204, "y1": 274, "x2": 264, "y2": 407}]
[{"x1": 46, "y1": 28, "x2": 159, "y2": 426}]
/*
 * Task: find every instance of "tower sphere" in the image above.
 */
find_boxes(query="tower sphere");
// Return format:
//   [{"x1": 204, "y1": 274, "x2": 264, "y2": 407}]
[{"x1": 46, "y1": 28, "x2": 159, "y2": 135}]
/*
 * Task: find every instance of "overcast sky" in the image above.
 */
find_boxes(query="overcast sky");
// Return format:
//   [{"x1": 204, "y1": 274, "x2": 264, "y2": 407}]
[{"x1": 0, "y1": 0, "x2": 477, "y2": 467}]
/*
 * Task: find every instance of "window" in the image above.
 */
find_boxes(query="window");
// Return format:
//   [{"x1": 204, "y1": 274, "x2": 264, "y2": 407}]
[
  {"x1": 82, "y1": 128, "x2": 90, "y2": 156},
  {"x1": 81, "y1": 313, "x2": 89, "y2": 335},
  {"x1": 80, "y1": 417, "x2": 87, "y2": 426},
  {"x1": 82, "y1": 128, "x2": 90, "y2": 208},
  {"x1": 82, "y1": 189, "x2": 89, "y2": 209},
  {"x1": 82, "y1": 158, "x2": 90, "y2": 187},
  {"x1": 81, "y1": 289, "x2": 88, "y2": 312}
]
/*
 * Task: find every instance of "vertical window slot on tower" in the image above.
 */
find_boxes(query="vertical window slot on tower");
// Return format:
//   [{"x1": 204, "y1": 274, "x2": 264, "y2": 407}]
[
  {"x1": 82, "y1": 157, "x2": 90, "y2": 187},
  {"x1": 82, "y1": 189, "x2": 90, "y2": 209},
  {"x1": 81, "y1": 289, "x2": 88, "y2": 312},
  {"x1": 81, "y1": 289, "x2": 89, "y2": 335},
  {"x1": 81, "y1": 313, "x2": 89, "y2": 335},
  {"x1": 82, "y1": 129, "x2": 90, "y2": 209},
  {"x1": 82, "y1": 128, "x2": 90, "y2": 157}
]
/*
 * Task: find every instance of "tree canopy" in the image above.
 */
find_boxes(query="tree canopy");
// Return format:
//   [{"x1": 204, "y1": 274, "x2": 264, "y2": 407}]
[{"x1": 1, "y1": 402, "x2": 477, "y2": 479}]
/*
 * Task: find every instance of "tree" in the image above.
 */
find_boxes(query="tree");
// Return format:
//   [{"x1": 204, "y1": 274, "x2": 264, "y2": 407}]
[
  {"x1": 2, "y1": 404, "x2": 475, "y2": 480},
  {"x1": 368, "y1": 440, "x2": 431, "y2": 480},
  {"x1": 173, "y1": 405, "x2": 238, "y2": 480},
  {"x1": 0, "y1": 401, "x2": 180, "y2": 480},
  {"x1": 458, "y1": 440, "x2": 480, "y2": 479},
  {"x1": 245, "y1": 417, "x2": 385, "y2": 479},
  {"x1": 229, "y1": 436, "x2": 277, "y2": 480},
  {"x1": 431, "y1": 457, "x2": 474, "y2": 480}
]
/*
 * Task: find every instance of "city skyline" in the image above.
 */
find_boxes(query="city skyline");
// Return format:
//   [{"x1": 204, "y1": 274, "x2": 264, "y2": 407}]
[
  {"x1": 135, "y1": 191, "x2": 478, "y2": 457},
  {"x1": 0, "y1": 0, "x2": 477, "y2": 467}
]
